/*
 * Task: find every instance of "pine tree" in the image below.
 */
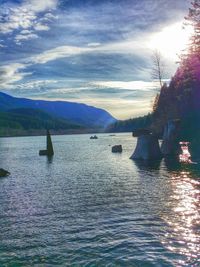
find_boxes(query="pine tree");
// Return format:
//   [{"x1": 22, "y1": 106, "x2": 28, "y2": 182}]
[
  {"x1": 178, "y1": 0, "x2": 200, "y2": 83},
  {"x1": 184, "y1": 0, "x2": 200, "y2": 57}
]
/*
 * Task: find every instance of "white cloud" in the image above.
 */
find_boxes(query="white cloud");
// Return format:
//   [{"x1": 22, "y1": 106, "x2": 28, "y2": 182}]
[
  {"x1": 0, "y1": 0, "x2": 58, "y2": 44},
  {"x1": 34, "y1": 23, "x2": 50, "y2": 31},
  {"x1": 15, "y1": 33, "x2": 38, "y2": 44},
  {"x1": 20, "y1": 29, "x2": 33, "y2": 35},
  {"x1": 0, "y1": 44, "x2": 74, "y2": 87},
  {"x1": 99, "y1": 37, "x2": 149, "y2": 56},
  {"x1": 16, "y1": 79, "x2": 57, "y2": 90},
  {"x1": 87, "y1": 42, "x2": 101, "y2": 47},
  {"x1": 0, "y1": 39, "x2": 5, "y2": 48},
  {"x1": 25, "y1": 0, "x2": 58, "y2": 12},
  {"x1": 25, "y1": 36, "x2": 148, "y2": 65},
  {"x1": 0, "y1": 63, "x2": 31, "y2": 89},
  {"x1": 0, "y1": 7, "x2": 37, "y2": 34},
  {"x1": 90, "y1": 81, "x2": 157, "y2": 91},
  {"x1": 43, "y1": 13, "x2": 58, "y2": 21},
  {"x1": 31, "y1": 45, "x2": 93, "y2": 64},
  {"x1": 81, "y1": 98, "x2": 152, "y2": 119}
]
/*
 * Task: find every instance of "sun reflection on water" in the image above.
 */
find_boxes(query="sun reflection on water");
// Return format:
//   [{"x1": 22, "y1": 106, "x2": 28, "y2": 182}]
[{"x1": 162, "y1": 170, "x2": 200, "y2": 266}]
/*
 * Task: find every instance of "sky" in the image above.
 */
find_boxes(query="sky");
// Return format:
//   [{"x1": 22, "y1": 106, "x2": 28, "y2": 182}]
[{"x1": 0, "y1": 0, "x2": 192, "y2": 119}]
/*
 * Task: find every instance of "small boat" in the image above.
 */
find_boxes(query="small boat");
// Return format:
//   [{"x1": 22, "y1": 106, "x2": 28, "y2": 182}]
[{"x1": 90, "y1": 135, "x2": 98, "y2": 139}]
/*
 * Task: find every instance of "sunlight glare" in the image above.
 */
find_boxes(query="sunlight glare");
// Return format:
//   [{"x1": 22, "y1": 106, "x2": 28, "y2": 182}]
[
  {"x1": 148, "y1": 22, "x2": 193, "y2": 60},
  {"x1": 161, "y1": 171, "x2": 200, "y2": 264}
]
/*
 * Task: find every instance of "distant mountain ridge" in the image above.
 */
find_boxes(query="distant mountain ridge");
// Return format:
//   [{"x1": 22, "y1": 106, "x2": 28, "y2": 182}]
[{"x1": 0, "y1": 91, "x2": 116, "y2": 128}]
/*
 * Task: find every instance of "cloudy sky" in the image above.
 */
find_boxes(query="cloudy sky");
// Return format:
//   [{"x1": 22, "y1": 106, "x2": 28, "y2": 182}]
[{"x1": 0, "y1": 0, "x2": 191, "y2": 119}]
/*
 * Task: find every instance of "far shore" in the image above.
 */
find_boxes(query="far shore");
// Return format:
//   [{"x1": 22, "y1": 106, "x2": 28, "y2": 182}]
[{"x1": 0, "y1": 128, "x2": 124, "y2": 138}]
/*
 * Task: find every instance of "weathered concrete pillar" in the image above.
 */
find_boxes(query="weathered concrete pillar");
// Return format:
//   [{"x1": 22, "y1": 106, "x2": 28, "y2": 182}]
[
  {"x1": 161, "y1": 120, "x2": 180, "y2": 156},
  {"x1": 130, "y1": 131, "x2": 162, "y2": 160}
]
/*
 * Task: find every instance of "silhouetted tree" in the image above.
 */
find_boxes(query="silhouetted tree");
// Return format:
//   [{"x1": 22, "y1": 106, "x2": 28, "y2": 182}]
[
  {"x1": 151, "y1": 1, "x2": 200, "y2": 138},
  {"x1": 152, "y1": 50, "x2": 165, "y2": 89},
  {"x1": 151, "y1": 50, "x2": 167, "y2": 112},
  {"x1": 152, "y1": 93, "x2": 160, "y2": 112}
]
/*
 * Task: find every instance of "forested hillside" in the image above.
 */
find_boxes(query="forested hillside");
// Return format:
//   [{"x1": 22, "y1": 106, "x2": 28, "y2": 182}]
[
  {"x1": 151, "y1": 0, "x2": 200, "y2": 149},
  {"x1": 0, "y1": 108, "x2": 83, "y2": 136},
  {"x1": 106, "y1": 114, "x2": 152, "y2": 132}
]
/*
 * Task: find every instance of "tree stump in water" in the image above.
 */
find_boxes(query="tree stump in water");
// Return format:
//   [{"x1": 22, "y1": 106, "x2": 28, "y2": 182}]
[{"x1": 130, "y1": 131, "x2": 162, "y2": 160}]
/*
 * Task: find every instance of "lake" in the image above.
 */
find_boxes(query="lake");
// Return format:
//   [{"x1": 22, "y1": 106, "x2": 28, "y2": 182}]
[{"x1": 0, "y1": 133, "x2": 199, "y2": 266}]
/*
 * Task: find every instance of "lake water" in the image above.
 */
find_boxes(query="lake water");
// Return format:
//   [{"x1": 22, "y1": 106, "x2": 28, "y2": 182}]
[{"x1": 0, "y1": 133, "x2": 199, "y2": 266}]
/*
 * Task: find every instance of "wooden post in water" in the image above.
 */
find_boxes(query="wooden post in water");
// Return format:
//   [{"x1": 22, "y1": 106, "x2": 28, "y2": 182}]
[
  {"x1": 39, "y1": 130, "x2": 54, "y2": 156},
  {"x1": 46, "y1": 130, "x2": 54, "y2": 156}
]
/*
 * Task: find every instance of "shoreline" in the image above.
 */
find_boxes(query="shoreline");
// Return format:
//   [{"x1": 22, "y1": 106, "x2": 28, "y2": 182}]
[
  {"x1": 0, "y1": 129, "x2": 130, "y2": 138},
  {"x1": 0, "y1": 129, "x2": 106, "y2": 138}
]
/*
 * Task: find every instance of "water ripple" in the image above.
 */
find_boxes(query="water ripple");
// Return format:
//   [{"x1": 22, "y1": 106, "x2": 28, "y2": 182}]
[{"x1": 0, "y1": 133, "x2": 199, "y2": 266}]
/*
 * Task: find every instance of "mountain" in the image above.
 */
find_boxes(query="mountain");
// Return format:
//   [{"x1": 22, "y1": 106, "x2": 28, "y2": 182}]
[
  {"x1": 0, "y1": 92, "x2": 116, "y2": 128},
  {"x1": 0, "y1": 108, "x2": 84, "y2": 137},
  {"x1": 0, "y1": 108, "x2": 82, "y2": 130}
]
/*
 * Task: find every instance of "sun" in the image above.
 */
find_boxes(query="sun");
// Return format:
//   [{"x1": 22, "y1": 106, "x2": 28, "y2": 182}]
[{"x1": 148, "y1": 22, "x2": 193, "y2": 61}]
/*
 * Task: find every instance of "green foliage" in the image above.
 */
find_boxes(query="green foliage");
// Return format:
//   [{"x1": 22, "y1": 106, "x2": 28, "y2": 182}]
[
  {"x1": 106, "y1": 114, "x2": 152, "y2": 133},
  {"x1": 151, "y1": 1, "x2": 200, "y2": 136},
  {"x1": 184, "y1": 0, "x2": 200, "y2": 57},
  {"x1": 0, "y1": 108, "x2": 83, "y2": 133}
]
